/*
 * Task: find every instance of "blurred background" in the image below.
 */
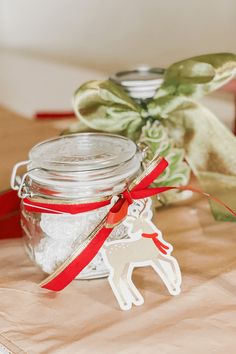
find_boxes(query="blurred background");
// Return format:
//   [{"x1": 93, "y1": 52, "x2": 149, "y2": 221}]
[
  {"x1": 1, "y1": 0, "x2": 236, "y2": 72},
  {"x1": 0, "y1": 0, "x2": 236, "y2": 127}
]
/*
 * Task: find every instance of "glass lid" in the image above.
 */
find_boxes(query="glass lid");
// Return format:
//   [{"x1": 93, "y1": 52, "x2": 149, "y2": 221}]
[{"x1": 29, "y1": 133, "x2": 138, "y2": 172}]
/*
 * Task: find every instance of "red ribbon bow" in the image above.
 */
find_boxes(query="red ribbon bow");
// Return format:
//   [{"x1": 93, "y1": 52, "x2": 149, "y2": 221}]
[
  {"x1": 24, "y1": 157, "x2": 173, "y2": 291},
  {"x1": 23, "y1": 156, "x2": 235, "y2": 292}
]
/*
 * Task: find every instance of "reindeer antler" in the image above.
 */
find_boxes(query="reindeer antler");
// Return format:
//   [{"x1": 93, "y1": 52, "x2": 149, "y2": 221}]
[
  {"x1": 139, "y1": 199, "x2": 148, "y2": 216},
  {"x1": 126, "y1": 199, "x2": 148, "y2": 222}
]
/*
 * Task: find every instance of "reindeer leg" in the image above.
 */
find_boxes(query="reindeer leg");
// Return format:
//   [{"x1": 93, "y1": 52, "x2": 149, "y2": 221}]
[
  {"x1": 157, "y1": 253, "x2": 182, "y2": 291},
  {"x1": 121, "y1": 263, "x2": 144, "y2": 307},
  {"x1": 108, "y1": 268, "x2": 133, "y2": 311},
  {"x1": 151, "y1": 255, "x2": 181, "y2": 296}
]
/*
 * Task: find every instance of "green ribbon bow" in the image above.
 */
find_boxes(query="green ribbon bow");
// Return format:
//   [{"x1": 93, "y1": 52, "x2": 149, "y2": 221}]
[{"x1": 71, "y1": 53, "x2": 236, "y2": 221}]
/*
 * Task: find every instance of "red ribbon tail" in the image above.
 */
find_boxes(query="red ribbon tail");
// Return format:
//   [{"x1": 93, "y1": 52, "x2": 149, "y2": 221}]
[
  {"x1": 132, "y1": 157, "x2": 168, "y2": 191},
  {"x1": 41, "y1": 197, "x2": 130, "y2": 291},
  {"x1": 174, "y1": 186, "x2": 236, "y2": 217},
  {"x1": 41, "y1": 227, "x2": 113, "y2": 291}
]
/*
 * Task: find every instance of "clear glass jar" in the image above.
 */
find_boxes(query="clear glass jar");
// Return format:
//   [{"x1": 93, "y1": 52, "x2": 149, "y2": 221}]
[
  {"x1": 11, "y1": 133, "x2": 145, "y2": 279},
  {"x1": 111, "y1": 67, "x2": 192, "y2": 205}
]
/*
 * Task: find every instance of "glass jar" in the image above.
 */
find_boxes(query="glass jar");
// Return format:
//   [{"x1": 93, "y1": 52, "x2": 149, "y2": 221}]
[
  {"x1": 110, "y1": 67, "x2": 165, "y2": 101},
  {"x1": 11, "y1": 133, "x2": 146, "y2": 279},
  {"x1": 110, "y1": 67, "x2": 192, "y2": 205}
]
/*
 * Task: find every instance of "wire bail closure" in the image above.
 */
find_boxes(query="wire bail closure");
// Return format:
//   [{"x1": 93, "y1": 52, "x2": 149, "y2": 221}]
[{"x1": 10, "y1": 160, "x2": 46, "y2": 199}]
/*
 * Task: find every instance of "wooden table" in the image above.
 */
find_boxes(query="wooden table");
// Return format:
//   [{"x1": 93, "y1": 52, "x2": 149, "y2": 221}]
[{"x1": 0, "y1": 107, "x2": 235, "y2": 354}]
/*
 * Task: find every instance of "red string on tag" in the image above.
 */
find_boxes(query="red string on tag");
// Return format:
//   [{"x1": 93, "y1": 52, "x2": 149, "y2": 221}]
[{"x1": 141, "y1": 232, "x2": 169, "y2": 254}]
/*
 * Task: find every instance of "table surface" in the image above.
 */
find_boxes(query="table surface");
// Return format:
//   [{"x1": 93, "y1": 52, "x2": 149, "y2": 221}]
[
  {"x1": 1, "y1": 198, "x2": 235, "y2": 354},
  {"x1": 0, "y1": 107, "x2": 236, "y2": 354}
]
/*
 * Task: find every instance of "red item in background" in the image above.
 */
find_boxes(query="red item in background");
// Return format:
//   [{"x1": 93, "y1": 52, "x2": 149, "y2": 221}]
[
  {"x1": 34, "y1": 111, "x2": 75, "y2": 120},
  {"x1": 0, "y1": 190, "x2": 22, "y2": 238}
]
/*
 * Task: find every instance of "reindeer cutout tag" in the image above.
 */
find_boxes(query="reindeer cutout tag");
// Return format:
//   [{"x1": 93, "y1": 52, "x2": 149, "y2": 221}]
[{"x1": 102, "y1": 198, "x2": 182, "y2": 311}]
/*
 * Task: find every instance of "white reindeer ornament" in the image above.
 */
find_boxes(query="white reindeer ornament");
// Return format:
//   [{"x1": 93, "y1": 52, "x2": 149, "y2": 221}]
[{"x1": 102, "y1": 198, "x2": 182, "y2": 310}]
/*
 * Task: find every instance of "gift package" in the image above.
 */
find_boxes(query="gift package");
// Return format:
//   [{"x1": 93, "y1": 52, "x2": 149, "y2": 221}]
[{"x1": 9, "y1": 53, "x2": 236, "y2": 310}]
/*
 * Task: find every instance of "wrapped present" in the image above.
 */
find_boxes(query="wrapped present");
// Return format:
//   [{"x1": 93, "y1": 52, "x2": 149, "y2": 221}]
[{"x1": 69, "y1": 53, "x2": 236, "y2": 221}]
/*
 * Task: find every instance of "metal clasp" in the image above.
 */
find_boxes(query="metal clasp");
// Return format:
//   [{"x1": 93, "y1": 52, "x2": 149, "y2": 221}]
[
  {"x1": 10, "y1": 160, "x2": 30, "y2": 191},
  {"x1": 11, "y1": 160, "x2": 34, "y2": 198},
  {"x1": 11, "y1": 160, "x2": 39, "y2": 198},
  {"x1": 16, "y1": 171, "x2": 32, "y2": 198},
  {"x1": 11, "y1": 161, "x2": 52, "y2": 198},
  {"x1": 137, "y1": 142, "x2": 149, "y2": 160}
]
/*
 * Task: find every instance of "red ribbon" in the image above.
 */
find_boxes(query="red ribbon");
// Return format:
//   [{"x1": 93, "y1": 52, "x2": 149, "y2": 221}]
[
  {"x1": 22, "y1": 157, "x2": 236, "y2": 292},
  {"x1": 23, "y1": 198, "x2": 111, "y2": 214},
  {"x1": 0, "y1": 190, "x2": 22, "y2": 239}
]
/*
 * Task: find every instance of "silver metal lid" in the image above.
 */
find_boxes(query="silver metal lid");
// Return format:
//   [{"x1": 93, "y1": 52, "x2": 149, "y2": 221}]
[
  {"x1": 11, "y1": 133, "x2": 142, "y2": 200},
  {"x1": 110, "y1": 67, "x2": 165, "y2": 100}
]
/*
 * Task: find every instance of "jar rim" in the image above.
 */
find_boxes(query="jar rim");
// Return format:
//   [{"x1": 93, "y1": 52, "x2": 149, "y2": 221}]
[
  {"x1": 110, "y1": 67, "x2": 165, "y2": 88},
  {"x1": 110, "y1": 67, "x2": 165, "y2": 100},
  {"x1": 29, "y1": 132, "x2": 138, "y2": 173}
]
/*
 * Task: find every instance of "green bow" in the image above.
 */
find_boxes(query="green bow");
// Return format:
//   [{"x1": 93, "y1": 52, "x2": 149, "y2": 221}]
[{"x1": 71, "y1": 53, "x2": 236, "y2": 221}]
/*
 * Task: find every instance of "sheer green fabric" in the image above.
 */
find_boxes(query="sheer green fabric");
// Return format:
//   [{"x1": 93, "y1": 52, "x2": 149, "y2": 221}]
[{"x1": 72, "y1": 53, "x2": 236, "y2": 221}]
